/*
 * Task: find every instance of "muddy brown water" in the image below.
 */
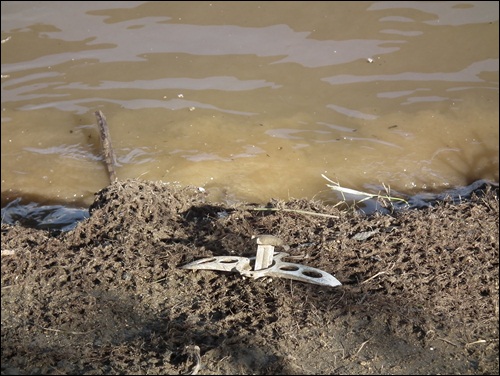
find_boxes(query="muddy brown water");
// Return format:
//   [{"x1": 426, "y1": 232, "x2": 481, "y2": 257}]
[
  {"x1": 1, "y1": 2, "x2": 498, "y2": 214},
  {"x1": 1, "y1": 3, "x2": 499, "y2": 374}
]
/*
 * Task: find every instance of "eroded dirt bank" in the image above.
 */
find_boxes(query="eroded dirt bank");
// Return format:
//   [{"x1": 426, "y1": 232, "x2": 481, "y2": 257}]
[{"x1": 1, "y1": 179, "x2": 498, "y2": 374}]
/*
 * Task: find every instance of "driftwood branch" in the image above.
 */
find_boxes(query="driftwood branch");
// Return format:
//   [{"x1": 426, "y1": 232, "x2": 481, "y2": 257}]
[{"x1": 95, "y1": 110, "x2": 117, "y2": 183}]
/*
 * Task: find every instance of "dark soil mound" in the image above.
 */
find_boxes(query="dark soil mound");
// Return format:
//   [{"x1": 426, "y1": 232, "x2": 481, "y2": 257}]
[{"x1": 1, "y1": 179, "x2": 498, "y2": 374}]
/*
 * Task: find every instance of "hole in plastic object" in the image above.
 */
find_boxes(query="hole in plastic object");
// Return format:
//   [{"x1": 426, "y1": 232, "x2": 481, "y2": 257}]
[
  {"x1": 219, "y1": 258, "x2": 240, "y2": 264},
  {"x1": 279, "y1": 265, "x2": 300, "y2": 271},
  {"x1": 198, "y1": 258, "x2": 216, "y2": 264},
  {"x1": 302, "y1": 270, "x2": 323, "y2": 278}
]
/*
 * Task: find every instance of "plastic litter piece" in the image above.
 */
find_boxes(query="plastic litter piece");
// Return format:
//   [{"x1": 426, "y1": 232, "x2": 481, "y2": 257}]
[
  {"x1": 181, "y1": 252, "x2": 341, "y2": 288},
  {"x1": 241, "y1": 252, "x2": 342, "y2": 287},
  {"x1": 254, "y1": 244, "x2": 275, "y2": 270},
  {"x1": 181, "y1": 256, "x2": 251, "y2": 273}
]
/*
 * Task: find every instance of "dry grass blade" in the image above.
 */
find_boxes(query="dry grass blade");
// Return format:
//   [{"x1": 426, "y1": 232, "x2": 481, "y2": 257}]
[
  {"x1": 252, "y1": 207, "x2": 339, "y2": 219},
  {"x1": 321, "y1": 174, "x2": 409, "y2": 205}
]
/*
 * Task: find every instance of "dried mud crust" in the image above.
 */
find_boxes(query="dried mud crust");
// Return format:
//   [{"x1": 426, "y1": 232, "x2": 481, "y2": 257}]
[{"x1": 1, "y1": 179, "x2": 498, "y2": 375}]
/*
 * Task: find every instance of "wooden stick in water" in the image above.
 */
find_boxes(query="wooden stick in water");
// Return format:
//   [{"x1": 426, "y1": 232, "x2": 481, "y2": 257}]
[{"x1": 95, "y1": 110, "x2": 117, "y2": 183}]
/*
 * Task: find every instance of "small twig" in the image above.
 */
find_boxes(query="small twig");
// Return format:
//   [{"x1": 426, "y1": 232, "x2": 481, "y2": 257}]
[
  {"x1": 182, "y1": 345, "x2": 201, "y2": 375},
  {"x1": 95, "y1": 110, "x2": 117, "y2": 183},
  {"x1": 1, "y1": 249, "x2": 16, "y2": 256},
  {"x1": 436, "y1": 337, "x2": 459, "y2": 347},
  {"x1": 354, "y1": 339, "x2": 370, "y2": 356},
  {"x1": 465, "y1": 339, "x2": 487, "y2": 347},
  {"x1": 360, "y1": 271, "x2": 387, "y2": 285},
  {"x1": 34, "y1": 323, "x2": 92, "y2": 335},
  {"x1": 252, "y1": 207, "x2": 339, "y2": 219}
]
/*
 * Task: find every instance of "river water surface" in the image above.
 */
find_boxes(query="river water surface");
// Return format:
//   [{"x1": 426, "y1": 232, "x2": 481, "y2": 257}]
[{"x1": 1, "y1": 1, "x2": 498, "y2": 212}]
